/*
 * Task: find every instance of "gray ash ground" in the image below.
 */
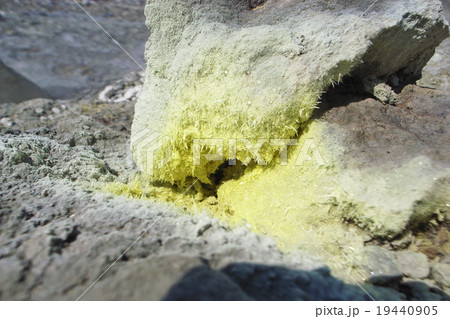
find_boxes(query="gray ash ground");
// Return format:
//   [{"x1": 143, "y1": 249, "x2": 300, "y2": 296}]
[{"x1": 0, "y1": 0, "x2": 449, "y2": 300}]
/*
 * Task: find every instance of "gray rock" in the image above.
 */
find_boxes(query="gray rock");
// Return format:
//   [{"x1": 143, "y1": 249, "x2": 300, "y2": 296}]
[
  {"x1": 0, "y1": 59, "x2": 51, "y2": 103},
  {"x1": 432, "y1": 263, "x2": 450, "y2": 288},
  {"x1": 417, "y1": 0, "x2": 450, "y2": 93},
  {"x1": 441, "y1": 254, "x2": 450, "y2": 264},
  {"x1": 221, "y1": 263, "x2": 374, "y2": 301},
  {"x1": 0, "y1": 256, "x2": 30, "y2": 300},
  {"x1": 363, "y1": 77, "x2": 398, "y2": 105},
  {"x1": 395, "y1": 251, "x2": 430, "y2": 279},
  {"x1": 417, "y1": 38, "x2": 450, "y2": 92},
  {"x1": 358, "y1": 246, "x2": 402, "y2": 285},
  {"x1": 390, "y1": 233, "x2": 412, "y2": 249},
  {"x1": 163, "y1": 263, "x2": 253, "y2": 301},
  {"x1": 319, "y1": 85, "x2": 450, "y2": 238}
]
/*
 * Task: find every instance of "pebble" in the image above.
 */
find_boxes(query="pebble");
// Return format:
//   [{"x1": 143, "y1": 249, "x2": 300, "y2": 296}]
[
  {"x1": 197, "y1": 222, "x2": 212, "y2": 237},
  {"x1": 395, "y1": 251, "x2": 430, "y2": 279},
  {"x1": 391, "y1": 233, "x2": 411, "y2": 249},
  {"x1": 0, "y1": 117, "x2": 14, "y2": 127},
  {"x1": 359, "y1": 246, "x2": 402, "y2": 285},
  {"x1": 431, "y1": 263, "x2": 450, "y2": 288}
]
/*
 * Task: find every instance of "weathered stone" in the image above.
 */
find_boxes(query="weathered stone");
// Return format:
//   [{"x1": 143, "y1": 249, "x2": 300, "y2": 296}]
[
  {"x1": 417, "y1": 38, "x2": 450, "y2": 91},
  {"x1": 431, "y1": 263, "x2": 450, "y2": 288},
  {"x1": 395, "y1": 251, "x2": 430, "y2": 279},
  {"x1": 363, "y1": 77, "x2": 398, "y2": 105},
  {"x1": 316, "y1": 85, "x2": 450, "y2": 238},
  {"x1": 358, "y1": 246, "x2": 402, "y2": 285},
  {"x1": 416, "y1": 0, "x2": 450, "y2": 92},
  {"x1": 391, "y1": 233, "x2": 412, "y2": 249}
]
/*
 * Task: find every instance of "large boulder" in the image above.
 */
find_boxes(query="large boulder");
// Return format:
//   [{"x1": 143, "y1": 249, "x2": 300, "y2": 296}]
[{"x1": 132, "y1": 0, "x2": 448, "y2": 185}]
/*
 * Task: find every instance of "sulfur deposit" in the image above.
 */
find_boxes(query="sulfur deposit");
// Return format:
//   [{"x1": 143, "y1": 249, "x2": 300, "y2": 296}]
[
  {"x1": 1, "y1": 0, "x2": 450, "y2": 300},
  {"x1": 132, "y1": 0, "x2": 448, "y2": 184},
  {"x1": 130, "y1": 0, "x2": 449, "y2": 257}
]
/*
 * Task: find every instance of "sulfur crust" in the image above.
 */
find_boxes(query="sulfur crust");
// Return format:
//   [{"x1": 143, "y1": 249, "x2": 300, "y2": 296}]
[
  {"x1": 104, "y1": 120, "x2": 449, "y2": 280},
  {"x1": 213, "y1": 121, "x2": 367, "y2": 256},
  {"x1": 107, "y1": 0, "x2": 450, "y2": 280},
  {"x1": 136, "y1": 52, "x2": 357, "y2": 186},
  {"x1": 107, "y1": 122, "x2": 366, "y2": 274}
]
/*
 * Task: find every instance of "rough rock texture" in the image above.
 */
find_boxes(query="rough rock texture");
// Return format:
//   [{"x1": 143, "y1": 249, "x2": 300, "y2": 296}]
[
  {"x1": 0, "y1": 60, "x2": 52, "y2": 103},
  {"x1": 395, "y1": 251, "x2": 430, "y2": 279},
  {"x1": 400, "y1": 279, "x2": 446, "y2": 301},
  {"x1": 417, "y1": 38, "x2": 450, "y2": 91},
  {"x1": 316, "y1": 84, "x2": 450, "y2": 238},
  {"x1": 357, "y1": 246, "x2": 402, "y2": 285},
  {"x1": 132, "y1": 0, "x2": 448, "y2": 184},
  {"x1": 418, "y1": 0, "x2": 450, "y2": 91},
  {"x1": 1, "y1": 0, "x2": 449, "y2": 301},
  {"x1": 0, "y1": 94, "x2": 383, "y2": 301},
  {"x1": 1, "y1": 80, "x2": 448, "y2": 300},
  {"x1": 432, "y1": 263, "x2": 450, "y2": 288}
]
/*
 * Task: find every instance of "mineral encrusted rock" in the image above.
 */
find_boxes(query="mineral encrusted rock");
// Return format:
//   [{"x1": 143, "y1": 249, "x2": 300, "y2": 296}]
[
  {"x1": 1, "y1": 1, "x2": 450, "y2": 301},
  {"x1": 132, "y1": 0, "x2": 449, "y2": 242},
  {"x1": 1, "y1": 79, "x2": 448, "y2": 301},
  {"x1": 132, "y1": 0, "x2": 448, "y2": 184},
  {"x1": 363, "y1": 77, "x2": 398, "y2": 105}
]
